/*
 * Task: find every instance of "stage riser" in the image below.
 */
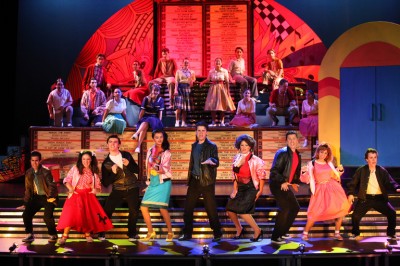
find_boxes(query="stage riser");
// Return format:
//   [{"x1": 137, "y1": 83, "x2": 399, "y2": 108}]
[{"x1": 1, "y1": 208, "x2": 399, "y2": 240}]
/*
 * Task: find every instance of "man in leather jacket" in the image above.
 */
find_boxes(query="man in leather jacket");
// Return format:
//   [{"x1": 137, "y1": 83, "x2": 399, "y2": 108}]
[
  {"x1": 178, "y1": 121, "x2": 223, "y2": 242},
  {"x1": 347, "y1": 148, "x2": 400, "y2": 240},
  {"x1": 269, "y1": 130, "x2": 301, "y2": 244},
  {"x1": 99, "y1": 134, "x2": 140, "y2": 241},
  {"x1": 19, "y1": 151, "x2": 59, "y2": 243}
]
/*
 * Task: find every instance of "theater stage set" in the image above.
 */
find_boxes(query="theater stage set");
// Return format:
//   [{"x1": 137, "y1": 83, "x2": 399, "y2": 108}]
[
  {"x1": 6, "y1": 0, "x2": 400, "y2": 265},
  {"x1": 1, "y1": 126, "x2": 400, "y2": 266}
]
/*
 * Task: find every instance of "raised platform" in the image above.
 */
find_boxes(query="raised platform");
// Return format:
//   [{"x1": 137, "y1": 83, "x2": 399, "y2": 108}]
[{"x1": 29, "y1": 126, "x2": 313, "y2": 183}]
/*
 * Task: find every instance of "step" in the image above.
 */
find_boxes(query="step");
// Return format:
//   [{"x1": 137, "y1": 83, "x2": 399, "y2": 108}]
[{"x1": 2, "y1": 207, "x2": 398, "y2": 240}]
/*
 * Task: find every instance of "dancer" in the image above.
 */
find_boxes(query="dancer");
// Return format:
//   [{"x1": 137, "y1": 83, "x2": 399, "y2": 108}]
[
  {"x1": 226, "y1": 134, "x2": 266, "y2": 242},
  {"x1": 57, "y1": 150, "x2": 113, "y2": 245},
  {"x1": 269, "y1": 130, "x2": 301, "y2": 245},
  {"x1": 140, "y1": 129, "x2": 173, "y2": 241},
  {"x1": 300, "y1": 143, "x2": 350, "y2": 241}
]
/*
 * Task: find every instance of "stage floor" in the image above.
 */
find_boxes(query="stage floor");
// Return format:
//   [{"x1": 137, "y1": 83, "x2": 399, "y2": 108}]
[{"x1": 1, "y1": 235, "x2": 400, "y2": 266}]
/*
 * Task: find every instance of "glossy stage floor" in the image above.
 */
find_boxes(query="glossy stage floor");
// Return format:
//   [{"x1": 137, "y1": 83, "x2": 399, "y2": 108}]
[
  {"x1": 1, "y1": 182, "x2": 400, "y2": 265},
  {"x1": 1, "y1": 234, "x2": 400, "y2": 266}
]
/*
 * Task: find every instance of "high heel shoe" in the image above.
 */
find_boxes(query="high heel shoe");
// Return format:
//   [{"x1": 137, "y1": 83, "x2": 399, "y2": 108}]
[
  {"x1": 232, "y1": 227, "x2": 246, "y2": 239},
  {"x1": 142, "y1": 231, "x2": 156, "y2": 241},
  {"x1": 166, "y1": 232, "x2": 174, "y2": 242},
  {"x1": 85, "y1": 233, "x2": 93, "y2": 243},
  {"x1": 250, "y1": 229, "x2": 263, "y2": 242},
  {"x1": 58, "y1": 234, "x2": 68, "y2": 245}
]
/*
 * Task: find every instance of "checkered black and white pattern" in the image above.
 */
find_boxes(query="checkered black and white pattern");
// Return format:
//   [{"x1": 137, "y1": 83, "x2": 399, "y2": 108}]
[{"x1": 254, "y1": 0, "x2": 294, "y2": 43}]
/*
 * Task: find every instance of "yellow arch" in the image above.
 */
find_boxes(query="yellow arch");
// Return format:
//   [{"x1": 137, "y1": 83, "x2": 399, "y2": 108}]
[{"x1": 318, "y1": 21, "x2": 400, "y2": 162}]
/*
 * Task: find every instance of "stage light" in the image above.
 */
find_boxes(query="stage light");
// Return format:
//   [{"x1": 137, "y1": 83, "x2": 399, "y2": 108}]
[
  {"x1": 111, "y1": 244, "x2": 119, "y2": 254},
  {"x1": 385, "y1": 241, "x2": 393, "y2": 254},
  {"x1": 9, "y1": 242, "x2": 18, "y2": 253},
  {"x1": 298, "y1": 243, "x2": 306, "y2": 254},
  {"x1": 202, "y1": 244, "x2": 210, "y2": 258}
]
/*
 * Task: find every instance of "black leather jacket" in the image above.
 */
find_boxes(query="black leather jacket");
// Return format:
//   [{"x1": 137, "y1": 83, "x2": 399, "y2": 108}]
[
  {"x1": 187, "y1": 138, "x2": 219, "y2": 187},
  {"x1": 269, "y1": 146, "x2": 301, "y2": 187},
  {"x1": 347, "y1": 165, "x2": 400, "y2": 201},
  {"x1": 101, "y1": 150, "x2": 139, "y2": 191},
  {"x1": 23, "y1": 165, "x2": 58, "y2": 203}
]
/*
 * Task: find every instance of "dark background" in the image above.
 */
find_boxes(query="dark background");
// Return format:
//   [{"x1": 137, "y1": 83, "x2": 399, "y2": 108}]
[{"x1": 2, "y1": 0, "x2": 400, "y2": 153}]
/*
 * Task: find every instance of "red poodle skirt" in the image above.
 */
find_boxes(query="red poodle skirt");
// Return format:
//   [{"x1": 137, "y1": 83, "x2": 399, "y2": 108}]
[{"x1": 57, "y1": 188, "x2": 113, "y2": 233}]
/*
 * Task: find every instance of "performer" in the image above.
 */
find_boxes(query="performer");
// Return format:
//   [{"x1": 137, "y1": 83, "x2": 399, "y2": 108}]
[
  {"x1": 226, "y1": 134, "x2": 266, "y2": 241},
  {"x1": 347, "y1": 148, "x2": 400, "y2": 240},
  {"x1": 57, "y1": 150, "x2": 113, "y2": 245},
  {"x1": 140, "y1": 129, "x2": 174, "y2": 241},
  {"x1": 300, "y1": 143, "x2": 350, "y2": 241}
]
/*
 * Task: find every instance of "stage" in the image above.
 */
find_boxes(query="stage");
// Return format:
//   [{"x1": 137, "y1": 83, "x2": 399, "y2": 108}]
[
  {"x1": 2, "y1": 173, "x2": 400, "y2": 265},
  {"x1": 1, "y1": 235, "x2": 400, "y2": 266}
]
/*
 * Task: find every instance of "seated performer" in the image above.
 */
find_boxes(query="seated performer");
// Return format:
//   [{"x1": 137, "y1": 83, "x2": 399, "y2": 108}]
[
  {"x1": 148, "y1": 48, "x2": 177, "y2": 109},
  {"x1": 123, "y1": 60, "x2": 149, "y2": 106}
]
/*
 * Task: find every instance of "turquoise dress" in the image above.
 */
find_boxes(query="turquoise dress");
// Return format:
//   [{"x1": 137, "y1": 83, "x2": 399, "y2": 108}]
[
  {"x1": 141, "y1": 149, "x2": 172, "y2": 209},
  {"x1": 102, "y1": 98, "x2": 127, "y2": 134}
]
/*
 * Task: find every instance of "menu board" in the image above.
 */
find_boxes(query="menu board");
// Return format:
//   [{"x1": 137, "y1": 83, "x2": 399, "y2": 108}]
[
  {"x1": 158, "y1": 1, "x2": 250, "y2": 77},
  {"x1": 258, "y1": 130, "x2": 312, "y2": 177},
  {"x1": 205, "y1": 4, "x2": 248, "y2": 71},
  {"x1": 33, "y1": 130, "x2": 82, "y2": 158},
  {"x1": 160, "y1": 5, "x2": 203, "y2": 75},
  {"x1": 31, "y1": 127, "x2": 311, "y2": 182}
]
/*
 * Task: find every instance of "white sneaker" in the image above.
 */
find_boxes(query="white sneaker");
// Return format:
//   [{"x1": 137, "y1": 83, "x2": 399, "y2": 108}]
[
  {"x1": 181, "y1": 122, "x2": 187, "y2": 127},
  {"x1": 271, "y1": 121, "x2": 277, "y2": 127},
  {"x1": 134, "y1": 147, "x2": 140, "y2": 153},
  {"x1": 67, "y1": 123, "x2": 73, "y2": 127},
  {"x1": 175, "y1": 121, "x2": 180, "y2": 127},
  {"x1": 95, "y1": 122, "x2": 103, "y2": 126},
  {"x1": 271, "y1": 237, "x2": 286, "y2": 244},
  {"x1": 303, "y1": 139, "x2": 308, "y2": 147}
]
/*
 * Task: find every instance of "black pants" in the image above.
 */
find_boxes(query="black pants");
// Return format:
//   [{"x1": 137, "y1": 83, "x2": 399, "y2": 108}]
[
  {"x1": 22, "y1": 194, "x2": 57, "y2": 235},
  {"x1": 270, "y1": 185, "x2": 300, "y2": 240},
  {"x1": 103, "y1": 187, "x2": 140, "y2": 237},
  {"x1": 351, "y1": 195, "x2": 397, "y2": 236},
  {"x1": 182, "y1": 180, "x2": 222, "y2": 237}
]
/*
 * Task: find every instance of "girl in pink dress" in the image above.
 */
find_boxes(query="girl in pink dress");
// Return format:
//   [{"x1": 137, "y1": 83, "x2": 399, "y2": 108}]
[
  {"x1": 299, "y1": 90, "x2": 318, "y2": 147},
  {"x1": 229, "y1": 89, "x2": 257, "y2": 128},
  {"x1": 200, "y1": 57, "x2": 236, "y2": 126},
  {"x1": 57, "y1": 151, "x2": 113, "y2": 245},
  {"x1": 300, "y1": 143, "x2": 350, "y2": 241}
]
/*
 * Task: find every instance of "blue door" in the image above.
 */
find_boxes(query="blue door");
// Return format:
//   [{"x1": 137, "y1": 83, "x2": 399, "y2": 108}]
[{"x1": 340, "y1": 66, "x2": 400, "y2": 167}]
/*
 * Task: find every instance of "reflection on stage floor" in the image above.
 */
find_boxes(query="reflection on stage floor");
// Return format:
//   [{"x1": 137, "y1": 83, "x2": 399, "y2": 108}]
[{"x1": 1, "y1": 235, "x2": 399, "y2": 266}]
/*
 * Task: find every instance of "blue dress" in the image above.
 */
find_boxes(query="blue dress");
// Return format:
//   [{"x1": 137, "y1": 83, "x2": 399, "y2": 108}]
[
  {"x1": 136, "y1": 96, "x2": 164, "y2": 130},
  {"x1": 141, "y1": 149, "x2": 171, "y2": 209},
  {"x1": 141, "y1": 173, "x2": 172, "y2": 209}
]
